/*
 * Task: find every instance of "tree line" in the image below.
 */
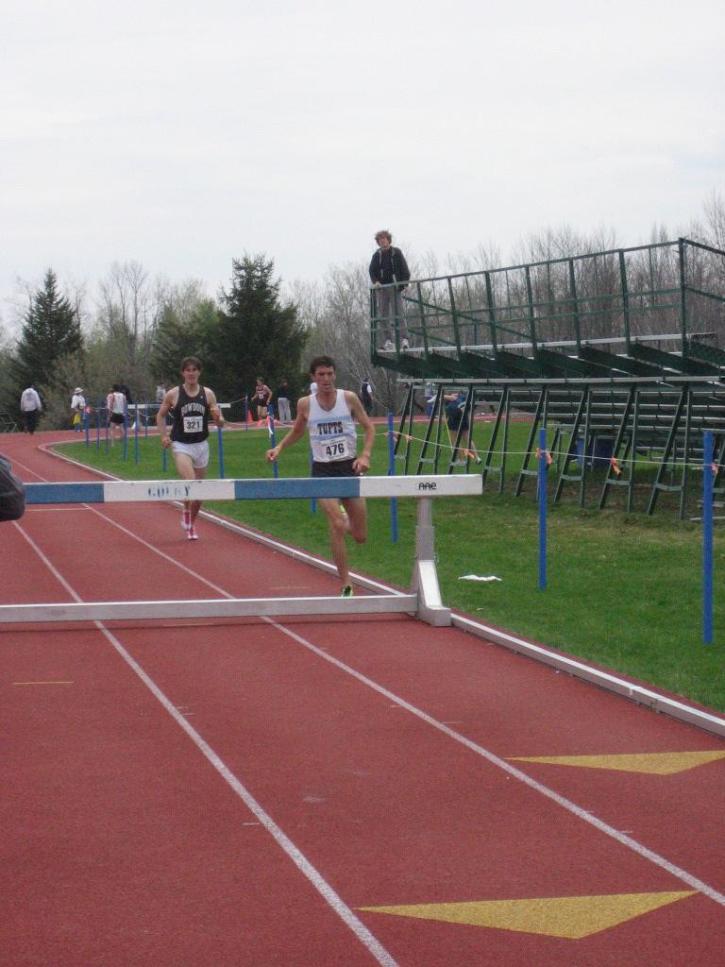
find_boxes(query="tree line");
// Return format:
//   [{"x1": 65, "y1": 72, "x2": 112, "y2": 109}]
[
  {"x1": 1, "y1": 192, "x2": 723, "y2": 430},
  {"x1": 0, "y1": 256, "x2": 311, "y2": 429}
]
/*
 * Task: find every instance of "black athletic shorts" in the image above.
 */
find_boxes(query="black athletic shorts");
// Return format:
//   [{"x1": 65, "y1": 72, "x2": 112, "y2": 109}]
[{"x1": 311, "y1": 458, "x2": 358, "y2": 478}]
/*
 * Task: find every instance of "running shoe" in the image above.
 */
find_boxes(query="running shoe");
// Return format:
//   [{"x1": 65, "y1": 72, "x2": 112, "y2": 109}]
[
  {"x1": 383, "y1": 340, "x2": 394, "y2": 351},
  {"x1": 181, "y1": 510, "x2": 191, "y2": 531},
  {"x1": 340, "y1": 584, "x2": 354, "y2": 598},
  {"x1": 187, "y1": 526, "x2": 199, "y2": 541},
  {"x1": 401, "y1": 338, "x2": 410, "y2": 350}
]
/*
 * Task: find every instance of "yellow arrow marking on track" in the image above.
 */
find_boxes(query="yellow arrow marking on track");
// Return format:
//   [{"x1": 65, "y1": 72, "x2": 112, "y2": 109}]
[
  {"x1": 509, "y1": 750, "x2": 725, "y2": 775},
  {"x1": 360, "y1": 891, "x2": 696, "y2": 939}
]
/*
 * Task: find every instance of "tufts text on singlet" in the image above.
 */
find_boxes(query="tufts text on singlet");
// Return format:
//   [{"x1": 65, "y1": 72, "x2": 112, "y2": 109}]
[{"x1": 308, "y1": 391, "x2": 357, "y2": 463}]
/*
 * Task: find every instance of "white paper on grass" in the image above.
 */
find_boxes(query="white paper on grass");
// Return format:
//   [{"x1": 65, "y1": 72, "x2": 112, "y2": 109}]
[{"x1": 458, "y1": 574, "x2": 502, "y2": 582}]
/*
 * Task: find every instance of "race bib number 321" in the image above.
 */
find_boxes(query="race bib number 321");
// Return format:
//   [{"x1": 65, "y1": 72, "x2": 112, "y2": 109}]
[{"x1": 183, "y1": 415, "x2": 203, "y2": 434}]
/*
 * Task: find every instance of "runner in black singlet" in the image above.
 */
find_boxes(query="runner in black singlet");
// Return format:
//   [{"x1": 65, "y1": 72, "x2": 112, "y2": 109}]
[{"x1": 156, "y1": 356, "x2": 225, "y2": 541}]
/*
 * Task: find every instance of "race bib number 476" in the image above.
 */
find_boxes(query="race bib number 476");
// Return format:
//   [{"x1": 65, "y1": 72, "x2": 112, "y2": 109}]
[{"x1": 313, "y1": 436, "x2": 351, "y2": 462}]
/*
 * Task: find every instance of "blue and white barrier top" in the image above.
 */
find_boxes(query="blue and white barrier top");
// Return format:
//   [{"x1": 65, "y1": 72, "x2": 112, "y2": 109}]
[{"x1": 25, "y1": 474, "x2": 482, "y2": 505}]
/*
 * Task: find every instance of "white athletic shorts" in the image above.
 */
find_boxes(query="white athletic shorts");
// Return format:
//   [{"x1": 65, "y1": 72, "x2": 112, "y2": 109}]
[{"x1": 171, "y1": 439, "x2": 209, "y2": 470}]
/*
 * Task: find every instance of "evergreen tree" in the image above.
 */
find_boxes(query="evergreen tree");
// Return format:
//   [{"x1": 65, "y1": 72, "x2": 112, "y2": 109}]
[
  {"x1": 210, "y1": 255, "x2": 307, "y2": 402},
  {"x1": 11, "y1": 269, "x2": 83, "y2": 393},
  {"x1": 149, "y1": 298, "x2": 217, "y2": 386}
]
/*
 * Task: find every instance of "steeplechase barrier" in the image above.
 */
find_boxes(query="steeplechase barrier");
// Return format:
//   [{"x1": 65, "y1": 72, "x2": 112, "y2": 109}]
[{"x1": 6, "y1": 474, "x2": 482, "y2": 627}]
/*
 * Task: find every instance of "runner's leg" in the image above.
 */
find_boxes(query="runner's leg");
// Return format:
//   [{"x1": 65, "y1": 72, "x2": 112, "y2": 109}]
[
  {"x1": 341, "y1": 497, "x2": 367, "y2": 544},
  {"x1": 172, "y1": 450, "x2": 196, "y2": 524},
  {"x1": 319, "y1": 497, "x2": 352, "y2": 586}
]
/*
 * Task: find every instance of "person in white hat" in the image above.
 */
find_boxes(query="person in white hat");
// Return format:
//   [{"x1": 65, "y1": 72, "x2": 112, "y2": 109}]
[{"x1": 70, "y1": 387, "x2": 86, "y2": 431}]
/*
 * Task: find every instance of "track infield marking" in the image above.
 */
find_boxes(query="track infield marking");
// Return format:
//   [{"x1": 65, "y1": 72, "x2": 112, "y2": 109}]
[
  {"x1": 359, "y1": 891, "x2": 697, "y2": 939},
  {"x1": 267, "y1": 618, "x2": 725, "y2": 908}
]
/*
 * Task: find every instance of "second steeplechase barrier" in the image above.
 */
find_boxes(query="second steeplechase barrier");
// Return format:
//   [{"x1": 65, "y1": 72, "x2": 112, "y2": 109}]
[{"x1": 8, "y1": 474, "x2": 482, "y2": 627}]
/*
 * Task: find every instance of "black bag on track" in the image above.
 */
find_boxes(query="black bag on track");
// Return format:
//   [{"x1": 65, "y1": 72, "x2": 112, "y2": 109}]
[{"x1": 0, "y1": 454, "x2": 26, "y2": 522}]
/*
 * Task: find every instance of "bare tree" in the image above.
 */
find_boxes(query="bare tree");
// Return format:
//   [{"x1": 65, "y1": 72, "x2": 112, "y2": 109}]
[
  {"x1": 289, "y1": 265, "x2": 402, "y2": 413},
  {"x1": 702, "y1": 190, "x2": 725, "y2": 252},
  {"x1": 96, "y1": 260, "x2": 154, "y2": 365},
  {"x1": 92, "y1": 260, "x2": 163, "y2": 399}
]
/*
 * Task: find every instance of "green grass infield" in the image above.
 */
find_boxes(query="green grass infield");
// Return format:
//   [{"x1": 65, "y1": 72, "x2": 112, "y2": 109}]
[{"x1": 57, "y1": 422, "x2": 724, "y2": 713}]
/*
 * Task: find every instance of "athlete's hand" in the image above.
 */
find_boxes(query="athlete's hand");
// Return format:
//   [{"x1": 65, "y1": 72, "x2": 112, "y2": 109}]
[
  {"x1": 160, "y1": 435, "x2": 172, "y2": 449},
  {"x1": 353, "y1": 455, "x2": 370, "y2": 474},
  {"x1": 266, "y1": 446, "x2": 279, "y2": 462}
]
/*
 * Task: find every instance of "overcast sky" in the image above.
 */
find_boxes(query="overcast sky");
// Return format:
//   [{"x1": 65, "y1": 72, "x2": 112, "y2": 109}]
[{"x1": 2, "y1": 0, "x2": 723, "y2": 329}]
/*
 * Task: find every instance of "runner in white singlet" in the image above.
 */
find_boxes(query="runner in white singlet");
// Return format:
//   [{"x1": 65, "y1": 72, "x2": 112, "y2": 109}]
[{"x1": 266, "y1": 355, "x2": 375, "y2": 596}]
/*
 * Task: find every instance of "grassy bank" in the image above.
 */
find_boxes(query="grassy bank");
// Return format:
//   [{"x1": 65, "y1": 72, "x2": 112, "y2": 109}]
[{"x1": 57, "y1": 423, "x2": 724, "y2": 712}]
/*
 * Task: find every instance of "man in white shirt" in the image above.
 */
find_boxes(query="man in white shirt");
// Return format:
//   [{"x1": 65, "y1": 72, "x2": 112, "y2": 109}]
[
  {"x1": 106, "y1": 384, "x2": 127, "y2": 444},
  {"x1": 19, "y1": 386, "x2": 42, "y2": 434},
  {"x1": 70, "y1": 387, "x2": 86, "y2": 431},
  {"x1": 266, "y1": 355, "x2": 375, "y2": 597}
]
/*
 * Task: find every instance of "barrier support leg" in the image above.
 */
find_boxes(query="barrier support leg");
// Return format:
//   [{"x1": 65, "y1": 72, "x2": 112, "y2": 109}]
[{"x1": 411, "y1": 497, "x2": 451, "y2": 626}]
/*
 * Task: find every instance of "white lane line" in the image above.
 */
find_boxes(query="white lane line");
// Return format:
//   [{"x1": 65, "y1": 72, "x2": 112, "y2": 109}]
[
  {"x1": 97, "y1": 622, "x2": 399, "y2": 967},
  {"x1": 265, "y1": 617, "x2": 725, "y2": 908},
  {"x1": 15, "y1": 476, "x2": 725, "y2": 909},
  {"x1": 11, "y1": 523, "x2": 398, "y2": 967},
  {"x1": 7, "y1": 456, "x2": 49, "y2": 480}
]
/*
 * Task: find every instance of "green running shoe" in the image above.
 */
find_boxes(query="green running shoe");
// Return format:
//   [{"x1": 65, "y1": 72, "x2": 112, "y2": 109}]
[{"x1": 340, "y1": 584, "x2": 354, "y2": 598}]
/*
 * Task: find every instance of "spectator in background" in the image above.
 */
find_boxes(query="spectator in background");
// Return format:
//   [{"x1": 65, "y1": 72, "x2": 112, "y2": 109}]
[
  {"x1": 360, "y1": 376, "x2": 374, "y2": 416},
  {"x1": 274, "y1": 378, "x2": 292, "y2": 424},
  {"x1": 252, "y1": 376, "x2": 272, "y2": 424},
  {"x1": 424, "y1": 381, "x2": 437, "y2": 416},
  {"x1": 0, "y1": 453, "x2": 25, "y2": 521},
  {"x1": 70, "y1": 387, "x2": 86, "y2": 432},
  {"x1": 444, "y1": 390, "x2": 481, "y2": 463},
  {"x1": 19, "y1": 385, "x2": 42, "y2": 434},
  {"x1": 106, "y1": 384, "x2": 127, "y2": 444},
  {"x1": 369, "y1": 230, "x2": 411, "y2": 351},
  {"x1": 118, "y1": 382, "x2": 135, "y2": 428}
]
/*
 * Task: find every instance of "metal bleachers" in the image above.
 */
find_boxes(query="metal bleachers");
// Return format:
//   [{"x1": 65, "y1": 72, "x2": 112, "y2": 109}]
[{"x1": 381, "y1": 237, "x2": 725, "y2": 516}]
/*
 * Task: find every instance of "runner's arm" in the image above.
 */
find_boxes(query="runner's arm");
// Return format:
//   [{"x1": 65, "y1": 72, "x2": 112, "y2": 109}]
[
  {"x1": 207, "y1": 389, "x2": 225, "y2": 427},
  {"x1": 156, "y1": 389, "x2": 177, "y2": 447},
  {"x1": 347, "y1": 392, "x2": 374, "y2": 473},
  {"x1": 266, "y1": 397, "x2": 309, "y2": 461}
]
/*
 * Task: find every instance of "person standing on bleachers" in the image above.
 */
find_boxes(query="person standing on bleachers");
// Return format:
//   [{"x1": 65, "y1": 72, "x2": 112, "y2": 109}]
[{"x1": 369, "y1": 230, "x2": 411, "y2": 351}]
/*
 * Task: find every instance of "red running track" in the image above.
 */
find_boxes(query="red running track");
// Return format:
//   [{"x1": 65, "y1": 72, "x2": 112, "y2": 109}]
[{"x1": 1, "y1": 432, "x2": 723, "y2": 966}]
